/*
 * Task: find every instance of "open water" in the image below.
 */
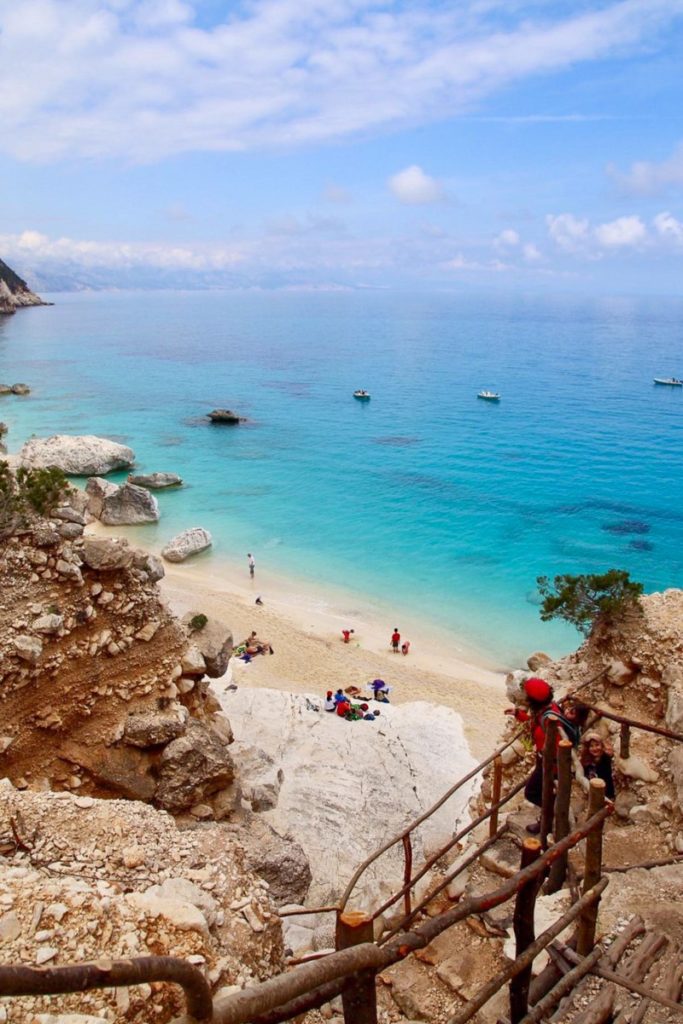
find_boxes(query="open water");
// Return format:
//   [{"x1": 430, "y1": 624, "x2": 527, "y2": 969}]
[{"x1": 1, "y1": 289, "x2": 682, "y2": 668}]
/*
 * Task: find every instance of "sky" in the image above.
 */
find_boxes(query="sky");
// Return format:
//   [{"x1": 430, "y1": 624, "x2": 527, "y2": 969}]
[{"x1": 2, "y1": 0, "x2": 683, "y2": 295}]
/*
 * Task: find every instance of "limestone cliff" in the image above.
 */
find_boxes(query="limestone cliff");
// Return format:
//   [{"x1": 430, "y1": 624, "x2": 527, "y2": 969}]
[
  {"x1": 0, "y1": 490, "x2": 237, "y2": 818},
  {"x1": 0, "y1": 257, "x2": 47, "y2": 314}
]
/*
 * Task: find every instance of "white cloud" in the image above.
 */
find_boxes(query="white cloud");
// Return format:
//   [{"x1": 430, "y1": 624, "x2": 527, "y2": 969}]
[
  {"x1": 545, "y1": 213, "x2": 591, "y2": 252},
  {"x1": 610, "y1": 143, "x2": 683, "y2": 196},
  {"x1": 522, "y1": 242, "x2": 542, "y2": 262},
  {"x1": 594, "y1": 215, "x2": 646, "y2": 247},
  {"x1": 445, "y1": 253, "x2": 510, "y2": 272},
  {"x1": 1, "y1": 0, "x2": 683, "y2": 161},
  {"x1": 0, "y1": 230, "x2": 243, "y2": 271},
  {"x1": 494, "y1": 229, "x2": 520, "y2": 249},
  {"x1": 653, "y1": 210, "x2": 683, "y2": 245},
  {"x1": 389, "y1": 165, "x2": 444, "y2": 205}
]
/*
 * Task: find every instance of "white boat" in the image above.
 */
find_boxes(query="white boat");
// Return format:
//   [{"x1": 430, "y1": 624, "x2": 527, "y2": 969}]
[
  {"x1": 353, "y1": 389, "x2": 371, "y2": 400},
  {"x1": 477, "y1": 390, "x2": 501, "y2": 401},
  {"x1": 653, "y1": 377, "x2": 683, "y2": 386}
]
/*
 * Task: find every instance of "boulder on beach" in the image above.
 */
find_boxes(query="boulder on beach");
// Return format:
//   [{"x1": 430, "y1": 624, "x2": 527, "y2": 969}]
[
  {"x1": 207, "y1": 409, "x2": 243, "y2": 424},
  {"x1": 162, "y1": 527, "x2": 212, "y2": 563},
  {"x1": 128, "y1": 472, "x2": 183, "y2": 489},
  {"x1": 85, "y1": 476, "x2": 119, "y2": 518},
  {"x1": 98, "y1": 482, "x2": 160, "y2": 526},
  {"x1": 81, "y1": 536, "x2": 134, "y2": 571},
  {"x1": 20, "y1": 435, "x2": 135, "y2": 476}
]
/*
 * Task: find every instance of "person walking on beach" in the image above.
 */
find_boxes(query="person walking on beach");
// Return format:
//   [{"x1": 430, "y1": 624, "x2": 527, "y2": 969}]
[
  {"x1": 247, "y1": 552, "x2": 255, "y2": 578},
  {"x1": 341, "y1": 628, "x2": 354, "y2": 644},
  {"x1": 391, "y1": 628, "x2": 401, "y2": 653}
]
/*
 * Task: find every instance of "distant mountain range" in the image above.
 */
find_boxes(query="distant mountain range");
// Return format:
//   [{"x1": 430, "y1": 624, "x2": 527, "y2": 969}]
[{"x1": 0, "y1": 257, "x2": 47, "y2": 313}]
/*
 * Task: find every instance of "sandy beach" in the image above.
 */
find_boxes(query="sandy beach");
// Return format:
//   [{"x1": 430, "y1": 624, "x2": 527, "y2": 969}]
[{"x1": 155, "y1": 551, "x2": 508, "y2": 760}]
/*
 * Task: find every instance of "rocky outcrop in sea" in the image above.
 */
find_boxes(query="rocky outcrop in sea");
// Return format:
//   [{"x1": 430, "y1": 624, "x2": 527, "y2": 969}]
[{"x1": 0, "y1": 257, "x2": 48, "y2": 314}]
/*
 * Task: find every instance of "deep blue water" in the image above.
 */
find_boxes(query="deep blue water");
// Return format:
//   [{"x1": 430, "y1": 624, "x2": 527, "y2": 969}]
[{"x1": 1, "y1": 289, "x2": 682, "y2": 668}]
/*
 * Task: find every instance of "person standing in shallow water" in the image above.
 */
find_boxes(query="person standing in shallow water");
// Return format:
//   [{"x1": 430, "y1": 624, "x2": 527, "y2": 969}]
[{"x1": 247, "y1": 553, "x2": 255, "y2": 578}]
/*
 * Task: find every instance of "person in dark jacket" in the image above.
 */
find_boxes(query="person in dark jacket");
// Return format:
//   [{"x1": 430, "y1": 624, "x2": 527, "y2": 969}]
[{"x1": 579, "y1": 732, "x2": 615, "y2": 800}]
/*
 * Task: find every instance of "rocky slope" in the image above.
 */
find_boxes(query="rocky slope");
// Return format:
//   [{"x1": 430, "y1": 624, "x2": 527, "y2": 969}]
[
  {"x1": 0, "y1": 257, "x2": 46, "y2": 314},
  {"x1": 0, "y1": 487, "x2": 237, "y2": 818}
]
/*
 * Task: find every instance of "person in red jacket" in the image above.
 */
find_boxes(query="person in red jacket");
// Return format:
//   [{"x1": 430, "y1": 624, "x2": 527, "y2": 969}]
[
  {"x1": 505, "y1": 677, "x2": 568, "y2": 833},
  {"x1": 391, "y1": 628, "x2": 401, "y2": 652}
]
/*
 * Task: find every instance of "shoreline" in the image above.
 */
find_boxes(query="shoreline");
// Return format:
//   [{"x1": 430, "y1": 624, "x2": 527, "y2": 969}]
[{"x1": 87, "y1": 523, "x2": 508, "y2": 759}]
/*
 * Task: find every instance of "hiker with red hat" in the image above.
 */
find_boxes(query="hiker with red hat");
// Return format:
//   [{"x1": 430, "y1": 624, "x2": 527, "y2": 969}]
[{"x1": 505, "y1": 676, "x2": 570, "y2": 833}]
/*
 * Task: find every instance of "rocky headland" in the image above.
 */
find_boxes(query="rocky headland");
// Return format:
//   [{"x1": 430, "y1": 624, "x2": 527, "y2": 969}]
[{"x1": 0, "y1": 257, "x2": 48, "y2": 314}]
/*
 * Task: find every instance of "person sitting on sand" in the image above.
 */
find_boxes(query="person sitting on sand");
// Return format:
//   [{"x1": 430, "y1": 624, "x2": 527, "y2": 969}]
[
  {"x1": 324, "y1": 691, "x2": 336, "y2": 712},
  {"x1": 333, "y1": 688, "x2": 346, "y2": 704},
  {"x1": 370, "y1": 678, "x2": 391, "y2": 702},
  {"x1": 401, "y1": 639, "x2": 410, "y2": 656},
  {"x1": 579, "y1": 732, "x2": 615, "y2": 800},
  {"x1": 336, "y1": 698, "x2": 351, "y2": 717}
]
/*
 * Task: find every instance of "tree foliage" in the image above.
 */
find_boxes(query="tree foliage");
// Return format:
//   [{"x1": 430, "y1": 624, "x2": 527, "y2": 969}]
[
  {"x1": 536, "y1": 569, "x2": 644, "y2": 636},
  {"x1": 0, "y1": 460, "x2": 70, "y2": 535}
]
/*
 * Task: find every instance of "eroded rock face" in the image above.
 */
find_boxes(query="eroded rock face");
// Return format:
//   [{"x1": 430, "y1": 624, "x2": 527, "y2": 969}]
[
  {"x1": 162, "y1": 528, "x2": 212, "y2": 563},
  {"x1": 81, "y1": 536, "x2": 134, "y2": 571},
  {"x1": 182, "y1": 613, "x2": 233, "y2": 678},
  {"x1": 99, "y1": 482, "x2": 160, "y2": 526},
  {"x1": 85, "y1": 477, "x2": 119, "y2": 517},
  {"x1": 124, "y1": 704, "x2": 189, "y2": 748},
  {"x1": 20, "y1": 435, "x2": 135, "y2": 476},
  {"x1": 155, "y1": 720, "x2": 235, "y2": 812},
  {"x1": 223, "y1": 688, "x2": 477, "y2": 909}
]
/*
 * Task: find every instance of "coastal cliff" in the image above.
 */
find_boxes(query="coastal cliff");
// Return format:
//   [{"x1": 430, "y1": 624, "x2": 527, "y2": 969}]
[{"x1": 0, "y1": 257, "x2": 47, "y2": 313}]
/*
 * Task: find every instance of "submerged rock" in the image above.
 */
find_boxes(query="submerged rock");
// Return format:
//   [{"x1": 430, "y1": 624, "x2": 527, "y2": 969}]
[
  {"x1": 20, "y1": 435, "x2": 135, "y2": 476},
  {"x1": 162, "y1": 528, "x2": 212, "y2": 563}
]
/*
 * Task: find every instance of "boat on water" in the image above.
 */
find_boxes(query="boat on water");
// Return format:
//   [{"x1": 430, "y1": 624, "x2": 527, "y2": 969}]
[
  {"x1": 653, "y1": 377, "x2": 683, "y2": 387},
  {"x1": 353, "y1": 389, "x2": 371, "y2": 400},
  {"x1": 477, "y1": 390, "x2": 501, "y2": 401}
]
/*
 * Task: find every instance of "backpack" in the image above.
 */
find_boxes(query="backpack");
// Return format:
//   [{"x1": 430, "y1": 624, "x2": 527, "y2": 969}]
[{"x1": 541, "y1": 708, "x2": 579, "y2": 747}]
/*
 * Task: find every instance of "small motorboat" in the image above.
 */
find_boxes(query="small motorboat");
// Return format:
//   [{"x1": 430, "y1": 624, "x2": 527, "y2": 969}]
[
  {"x1": 653, "y1": 378, "x2": 683, "y2": 386},
  {"x1": 477, "y1": 390, "x2": 501, "y2": 401},
  {"x1": 353, "y1": 389, "x2": 371, "y2": 400}
]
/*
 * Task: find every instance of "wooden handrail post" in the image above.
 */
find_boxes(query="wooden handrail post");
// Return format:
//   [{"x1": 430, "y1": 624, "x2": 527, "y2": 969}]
[
  {"x1": 540, "y1": 717, "x2": 559, "y2": 850},
  {"x1": 509, "y1": 838, "x2": 542, "y2": 1024},
  {"x1": 335, "y1": 911, "x2": 377, "y2": 1024},
  {"x1": 489, "y1": 757, "x2": 503, "y2": 838},
  {"x1": 620, "y1": 723, "x2": 631, "y2": 759},
  {"x1": 546, "y1": 740, "x2": 574, "y2": 894},
  {"x1": 402, "y1": 835, "x2": 413, "y2": 918},
  {"x1": 576, "y1": 778, "x2": 606, "y2": 956}
]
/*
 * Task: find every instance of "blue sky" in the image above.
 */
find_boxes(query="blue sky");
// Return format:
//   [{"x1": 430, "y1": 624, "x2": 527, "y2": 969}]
[{"x1": 2, "y1": 0, "x2": 683, "y2": 294}]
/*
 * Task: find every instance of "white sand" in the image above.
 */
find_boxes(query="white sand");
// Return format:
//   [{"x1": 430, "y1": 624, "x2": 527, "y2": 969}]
[
  {"x1": 86, "y1": 521, "x2": 508, "y2": 758},
  {"x1": 157, "y1": 553, "x2": 507, "y2": 760}
]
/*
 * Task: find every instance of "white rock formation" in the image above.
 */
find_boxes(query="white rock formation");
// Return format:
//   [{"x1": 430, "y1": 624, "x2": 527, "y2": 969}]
[
  {"x1": 162, "y1": 528, "x2": 212, "y2": 563},
  {"x1": 221, "y1": 688, "x2": 477, "y2": 912},
  {"x1": 20, "y1": 435, "x2": 135, "y2": 476}
]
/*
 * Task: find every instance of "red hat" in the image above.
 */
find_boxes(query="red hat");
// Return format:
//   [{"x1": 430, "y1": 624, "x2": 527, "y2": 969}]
[
  {"x1": 326, "y1": 691, "x2": 333, "y2": 698},
  {"x1": 524, "y1": 677, "x2": 551, "y2": 702}
]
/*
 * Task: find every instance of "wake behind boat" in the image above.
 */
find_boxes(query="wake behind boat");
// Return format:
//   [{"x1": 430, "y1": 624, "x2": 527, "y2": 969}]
[
  {"x1": 653, "y1": 377, "x2": 683, "y2": 386},
  {"x1": 477, "y1": 390, "x2": 501, "y2": 401},
  {"x1": 353, "y1": 389, "x2": 371, "y2": 400}
]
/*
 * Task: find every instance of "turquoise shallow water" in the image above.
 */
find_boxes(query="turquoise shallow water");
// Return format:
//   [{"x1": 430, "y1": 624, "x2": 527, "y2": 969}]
[{"x1": 1, "y1": 289, "x2": 682, "y2": 668}]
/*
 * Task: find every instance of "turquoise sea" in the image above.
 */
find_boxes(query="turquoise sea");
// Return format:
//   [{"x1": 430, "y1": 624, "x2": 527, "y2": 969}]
[{"x1": 1, "y1": 289, "x2": 682, "y2": 669}]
